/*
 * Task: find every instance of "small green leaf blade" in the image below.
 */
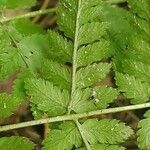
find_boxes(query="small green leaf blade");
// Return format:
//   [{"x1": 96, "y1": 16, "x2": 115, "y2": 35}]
[
  {"x1": 122, "y1": 59, "x2": 150, "y2": 83},
  {"x1": 47, "y1": 31, "x2": 73, "y2": 63},
  {"x1": 93, "y1": 86, "x2": 118, "y2": 109},
  {"x1": 79, "y1": 3, "x2": 103, "y2": 25},
  {"x1": 81, "y1": 119, "x2": 133, "y2": 144},
  {"x1": 25, "y1": 78, "x2": 69, "y2": 116},
  {"x1": 0, "y1": 136, "x2": 34, "y2": 150},
  {"x1": 0, "y1": 93, "x2": 22, "y2": 119},
  {"x1": 78, "y1": 22, "x2": 108, "y2": 45},
  {"x1": 42, "y1": 122, "x2": 82, "y2": 150},
  {"x1": 56, "y1": 0, "x2": 77, "y2": 39},
  {"x1": 77, "y1": 40, "x2": 111, "y2": 67},
  {"x1": 76, "y1": 63, "x2": 111, "y2": 88},
  {"x1": 30, "y1": 103, "x2": 44, "y2": 120},
  {"x1": 71, "y1": 88, "x2": 96, "y2": 113},
  {"x1": 115, "y1": 73, "x2": 150, "y2": 104},
  {"x1": 40, "y1": 58, "x2": 71, "y2": 90},
  {"x1": 0, "y1": 47, "x2": 26, "y2": 80},
  {"x1": 137, "y1": 110, "x2": 150, "y2": 150}
]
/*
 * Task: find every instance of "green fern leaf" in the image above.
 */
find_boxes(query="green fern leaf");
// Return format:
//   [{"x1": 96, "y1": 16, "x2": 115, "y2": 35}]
[
  {"x1": 42, "y1": 122, "x2": 82, "y2": 150},
  {"x1": 80, "y1": 119, "x2": 133, "y2": 145},
  {"x1": 0, "y1": 136, "x2": 34, "y2": 150},
  {"x1": 30, "y1": 103, "x2": 44, "y2": 120},
  {"x1": 47, "y1": 31, "x2": 73, "y2": 63},
  {"x1": 115, "y1": 73, "x2": 150, "y2": 104},
  {"x1": 77, "y1": 40, "x2": 111, "y2": 66},
  {"x1": 40, "y1": 58, "x2": 71, "y2": 90},
  {"x1": 93, "y1": 86, "x2": 118, "y2": 109},
  {"x1": 122, "y1": 59, "x2": 150, "y2": 83},
  {"x1": 127, "y1": 35, "x2": 150, "y2": 65},
  {"x1": 24, "y1": 0, "x2": 112, "y2": 117},
  {"x1": 0, "y1": 47, "x2": 25, "y2": 80},
  {"x1": 78, "y1": 22, "x2": 108, "y2": 45},
  {"x1": 76, "y1": 63, "x2": 111, "y2": 88},
  {"x1": 0, "y1": 93, "x2": 22, "y2": 119},
  {"x1": 56, "y1": 0, "x2": 77, "y2": 39},
  {"x1": 137, "y1": 110, "x2": 150, "y2": 150},
  {"x1": 25, "y1": 78, "x2": 69, "y2": 116},
  {"x1": 79, "y1": 1, "x2": 103, "y2": 25},
  {"x1": 0, "y1": 0, "x2": 144, "y2": 149},
  {"x1": 71, "y1": 88, "x2": 96, "y2": 113}
]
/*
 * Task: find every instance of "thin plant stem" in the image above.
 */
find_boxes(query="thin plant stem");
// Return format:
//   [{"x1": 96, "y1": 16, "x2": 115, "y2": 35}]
[
  {"x1": 32, "y1": 0, "x2": 50, "y2": 23},
  {"x1": 0, "y1": 102, "x2": 150, "y2": 132},
  {"x1": 0, "y1": 8, "x2": 56, "y2": 23}
]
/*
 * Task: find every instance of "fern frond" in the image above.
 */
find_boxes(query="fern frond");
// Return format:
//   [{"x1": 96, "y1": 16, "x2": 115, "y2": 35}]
[
  {"x1": 24, "y1": 0, "x2": 113, "y2": 118},
  {"x1": 22, "y1": 1, "x2": 135, "y2": 149},
  {"x1": 0, "y1": 0, "x2": 140, "y2": 149}
]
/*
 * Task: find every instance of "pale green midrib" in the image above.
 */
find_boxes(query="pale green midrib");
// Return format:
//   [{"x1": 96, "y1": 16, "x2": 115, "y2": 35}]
[
  {"x1": 67, "y1": 0, "x2": 82, "y2": 114},
  {"x1": 66, "y1": 0, "x2": 92, "y2": 149},
  {"x1": 75, "y1": 120, "x2": 92, "y2": 150}
]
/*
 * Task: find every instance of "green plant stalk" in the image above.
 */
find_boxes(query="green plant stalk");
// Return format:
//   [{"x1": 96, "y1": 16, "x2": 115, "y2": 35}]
[
  {"x1": 0, "y1": 102, "x2": 150, "y2": 132},
  {"x1": 0, "y1": 8, "x2": 56, "y2": 23}
]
